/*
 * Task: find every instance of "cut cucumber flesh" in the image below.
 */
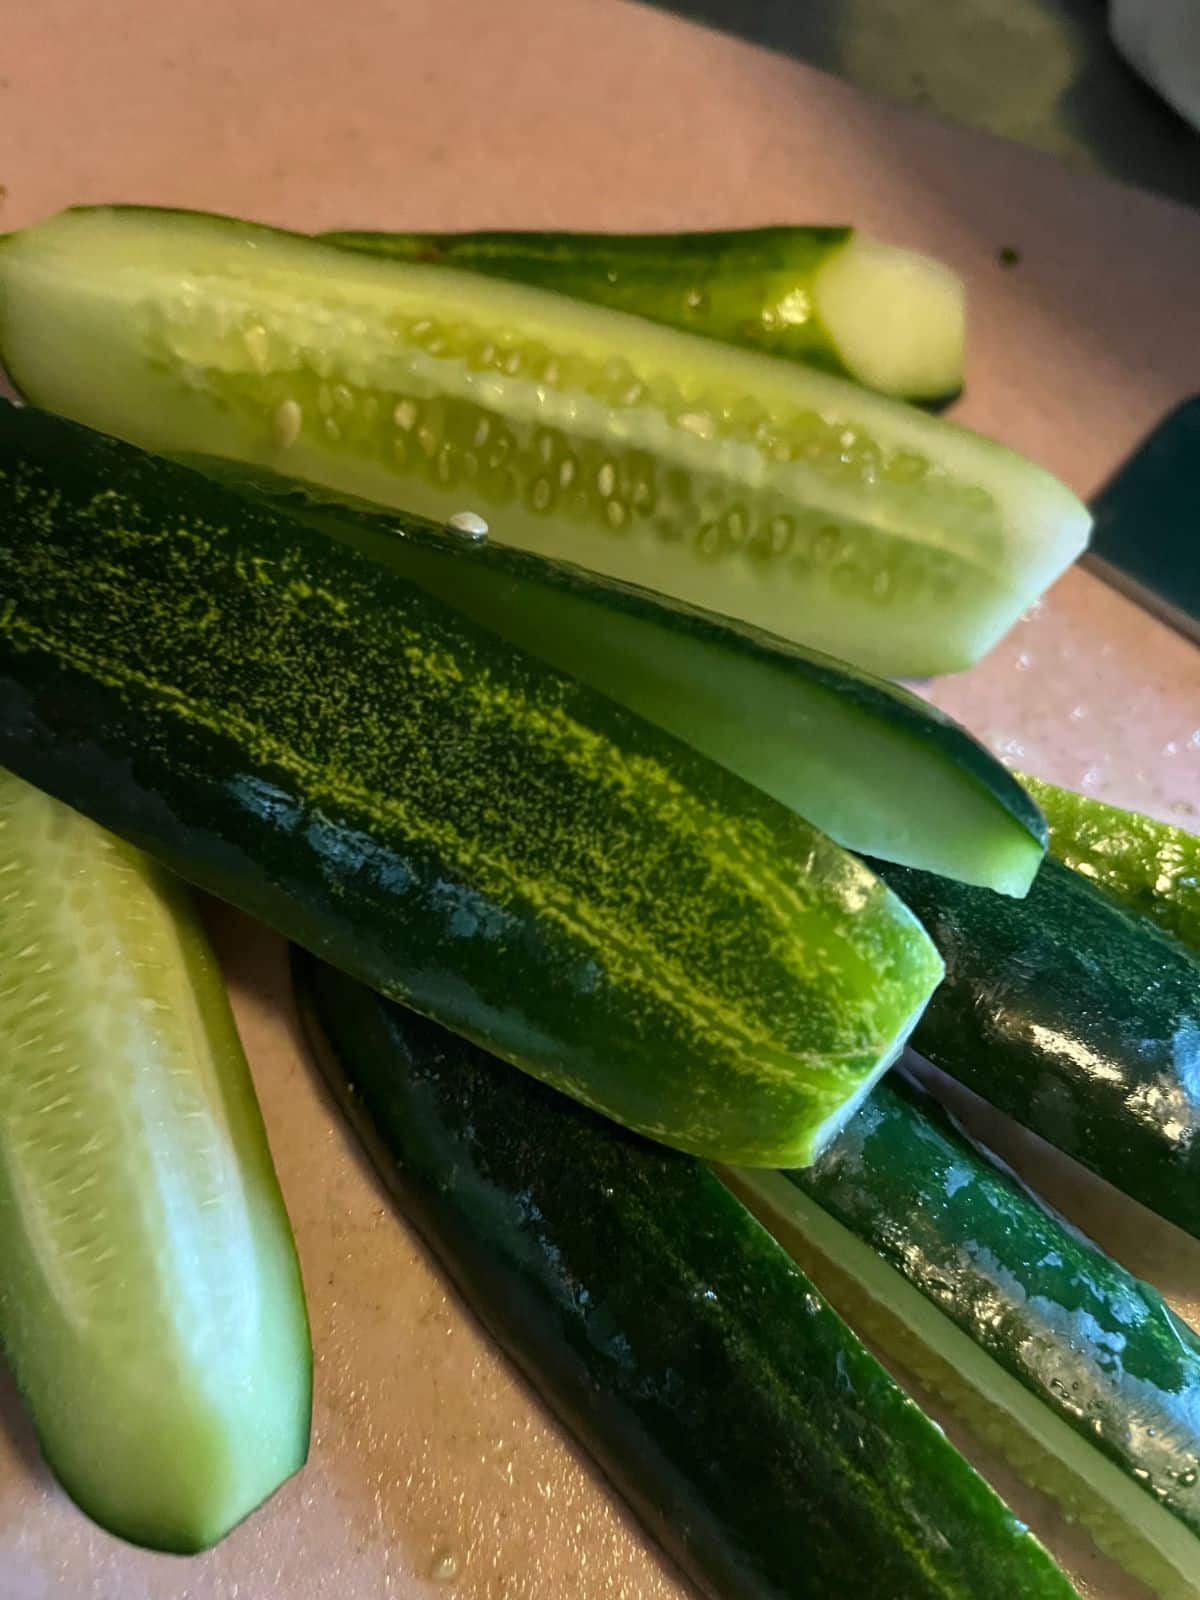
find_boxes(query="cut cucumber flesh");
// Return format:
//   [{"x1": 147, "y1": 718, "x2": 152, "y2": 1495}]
[
  {"x1": 0, "y1": 206, "x2": 1090, "y2": 678},
  {"x1": 0, "y1": 769, "x2": 311, "y2": 1551},
  {"x1": 207, "y1": 464, "x2": 1045, "y2": 895},
  {"x1": 323, "y1": 225, "x2": 967, "y2": 401},
  {"x1": 729, "y1": 1163, "x2": 1200, "y2": 1600},
  {"x1": 1019, "y1": 772, "x2": 1200, "y2": 953}
]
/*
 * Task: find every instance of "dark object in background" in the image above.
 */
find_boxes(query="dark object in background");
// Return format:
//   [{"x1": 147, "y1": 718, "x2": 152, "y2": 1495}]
[{"x1": 1086, "y1": 397, "x2": 1200, "y2": 645}]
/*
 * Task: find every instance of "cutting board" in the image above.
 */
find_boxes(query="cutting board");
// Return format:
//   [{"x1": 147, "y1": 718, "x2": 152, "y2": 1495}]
[{"x1": 3, "y1": 2, "x2": 1200, "y2": 1596}]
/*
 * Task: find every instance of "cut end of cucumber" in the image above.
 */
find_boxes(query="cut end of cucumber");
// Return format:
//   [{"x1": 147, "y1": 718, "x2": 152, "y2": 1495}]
[{"x1": 814, "y1": 234, "x2": 966, "y2": 401}]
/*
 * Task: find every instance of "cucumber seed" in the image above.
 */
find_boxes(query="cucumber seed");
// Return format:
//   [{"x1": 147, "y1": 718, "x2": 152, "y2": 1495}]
[{"x1": 272, "y1": 399, "x2": 302, "y2": 449}]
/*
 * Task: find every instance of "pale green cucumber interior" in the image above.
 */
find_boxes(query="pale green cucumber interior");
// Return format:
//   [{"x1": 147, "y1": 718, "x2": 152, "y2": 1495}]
[
  {"x1": 0, "y1": 771, "x2": 310, "y2": 1551},
  {"x1": 813, "y1": 234, "x2": 966, "y2": 401},
  {"x1": 726, "y1": 1167, "x2": 1200, "y2": 1600},
  {"x1": 0, "y1": 207, "x2": 1090, "y2": 677},
  {"x1": 303, "y1": 525, "x2": 1042, "y2": 894}
]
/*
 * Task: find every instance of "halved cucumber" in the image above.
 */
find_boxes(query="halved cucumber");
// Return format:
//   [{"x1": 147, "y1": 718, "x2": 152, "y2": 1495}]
[
  {"x1": 198, "y1": 461, "x2": 1045, "y2": 895},
  {"x1": 323, "y1": 225, "x2": 966, "y2": 401},
  {"x1": 0, "y1": 769, "x2": 311, "y2": 1551},
  {"x1": 728, "y1": 1073, "x2": 1200, "y2": 1600},
  {"x1": 296, "y1": 954, "x2": 1077, "y2": 1600},
  {"x1": 0, "y1": 206, "x2": 1089, "y2": 677},
  {"x1": 0, "y1": 401, "x2": 944, "y2": 1168},
  {"x1": 1019, "y1": 772, "x2": 1200, "y2": 952},
  {"x1": 872, "y1": 852, "x2": 1200, "y2": 1238}
]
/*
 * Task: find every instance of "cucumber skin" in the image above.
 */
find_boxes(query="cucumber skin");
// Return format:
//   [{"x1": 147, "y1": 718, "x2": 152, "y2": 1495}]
[
  {"x1": 0, "y1": 403, "x2": 942, "y2": 1167},
  {"x1": 791, "y1": 1073, "x2": 1200, "y2": 1532},
  {"x1": 1019, "y1": 773, "x2": 1200, "y2": 955},
  {"x1": 294, "y1": 953, "x2": 1076, "y2": 1600},
  {"x1": 322, "y1": 226, "x2": 963, "y2": 404},
  {"x1": 323, "y1": 225, "x2": 865, "y2": 375},
  {"x1": 872, "y1": 855, "x2": 1200, "y2": 1237},
  {"x1": 201, "y1": 459, "x2": 1045, "y2": 893}
]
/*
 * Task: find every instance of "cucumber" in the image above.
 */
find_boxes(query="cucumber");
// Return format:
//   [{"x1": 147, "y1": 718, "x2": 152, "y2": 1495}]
[
  {"x1": 872, "y1": 854, "x2": 1200, "y2": 1237},
  {"x1": 1019, "y1": 773, "x2": 1200, "y2": 953},
  {"x1": 0, "y1": 205, "x2": 1090, "y2": 678},
  {"x1": 0, "y1": 769, "x2": 310, "y2": 1552},
  {"x1": 0, "y1": 401, "x2": 943, "y2": 1167},
  {"x1": 195, "y1": 459, "x2": 1045, "y2": 896},
  {"x1": 729, "y1": 1073, "x2": 1200, "y2": 1600},
  {"x1": 294, "y1": 952, "x2": 1076, "y2": 1600},
  {"x1": 322, "y1": 225, "x2": 966, "y2": 402}
]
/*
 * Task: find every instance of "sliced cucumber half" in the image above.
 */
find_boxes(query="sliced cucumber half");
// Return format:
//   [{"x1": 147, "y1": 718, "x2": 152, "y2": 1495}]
[
  {"x1": 0, "y1": 205, "x2": 1089, "y2": 678},
  {"x1": 324, "y1": 224, "x2": 967, "y2": 401},
  {"x1": 0, "y1": 769, "x2": 311, "y2": 1552}
]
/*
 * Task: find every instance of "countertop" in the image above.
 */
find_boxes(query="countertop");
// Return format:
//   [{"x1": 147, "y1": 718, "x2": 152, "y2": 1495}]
[{"x1": 3, "y1": 3, "x2": 1200, "y2": 1596}]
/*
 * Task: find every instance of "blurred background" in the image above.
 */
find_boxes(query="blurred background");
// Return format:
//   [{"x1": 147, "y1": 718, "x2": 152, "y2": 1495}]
[{"x1": 659, "y1": 0, "x2": 1200, "y2": 208}]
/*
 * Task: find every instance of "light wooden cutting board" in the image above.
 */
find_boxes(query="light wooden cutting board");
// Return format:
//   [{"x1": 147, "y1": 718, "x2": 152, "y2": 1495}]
[{"x1": 3, "y1": 2, "x2": 1200, "y2": 1595}]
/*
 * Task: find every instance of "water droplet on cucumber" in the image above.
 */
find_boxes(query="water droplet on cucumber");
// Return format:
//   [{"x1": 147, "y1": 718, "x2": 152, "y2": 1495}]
[{"x1": 445, "y1": 510, "x2": 489, "y2": 547}]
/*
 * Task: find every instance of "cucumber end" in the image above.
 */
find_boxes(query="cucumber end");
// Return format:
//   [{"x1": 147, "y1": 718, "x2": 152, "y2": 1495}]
[
  {"x1": 41, "y1": 1386, "x2": 310, "y2": 1554},
  {"x1": 815, "y1": 234, "x2": 966, "y2": 400},
  {"x1": 967, "y1": 823, "x2": 1046, "y2": 899}
]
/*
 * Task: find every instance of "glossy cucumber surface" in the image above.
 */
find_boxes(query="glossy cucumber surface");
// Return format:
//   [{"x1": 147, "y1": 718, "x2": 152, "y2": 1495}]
[
  {"x1": 198, "y1": 459, "x2": 1045, "y2": 895},
  {"x1": 0, "y1": 402, "x2": 942, "y2": 1167},
  {"x1": 873, "y1": 853, "x2": 1200, "y2": 1237},
  {"x1": 0, "y1": 769, "x2": 310, "y2": 1552},
  {"x1": 732, "y1": 1073, "x2": 1200, "y2": 1599},
  {"x1": 323, "y1": 225, "x2": 966, "y2": 400},
  {"x1": 295, "y1": 953, "x2": 1076, "y2": 1600},
  {"x1": 0, "y1": 205, "x2": 1089, "y2": 677}
]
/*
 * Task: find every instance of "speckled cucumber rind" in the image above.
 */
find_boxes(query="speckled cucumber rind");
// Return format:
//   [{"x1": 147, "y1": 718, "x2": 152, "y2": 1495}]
[
  {"x1": 191, "y1": 456, "x2": 1047, "y2": 896},
  {"x1": 322, "y1": 224, "x2": 967, "y2": 401},
  {"x1": 1019, "y1": 772, "x2": 1200, "y2": 952},
  {"x1": 296, "y1": 955, "x2": 1078, "y2": 1600}
]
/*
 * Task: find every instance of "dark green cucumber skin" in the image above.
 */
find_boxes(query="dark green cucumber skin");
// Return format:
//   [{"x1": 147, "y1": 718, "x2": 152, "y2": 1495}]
[
  {"x1": 872, "y1": 855, "x2": 1200, "y2": 1237},
  {"x1": 0, "y1": 403, "x2": 937, "y2": 1166},
  {"x1": 322, "y1": 225, "x2": 860, "y2": 373},
  {"x1": 294, "y1": 953, "x2": 1075, "y2": 1600},
  {"x1": 792, "y1": 1073, "x2": 1200, "y2": 1528},
  {"x1": 195, "y1": 458, "x2": 1045, "y2": 868}
]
